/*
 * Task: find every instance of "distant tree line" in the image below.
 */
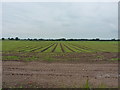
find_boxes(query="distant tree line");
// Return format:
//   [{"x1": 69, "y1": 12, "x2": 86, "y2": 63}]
[{"x1": 1, "y1": 37, "x2": 120, "y2": 41}]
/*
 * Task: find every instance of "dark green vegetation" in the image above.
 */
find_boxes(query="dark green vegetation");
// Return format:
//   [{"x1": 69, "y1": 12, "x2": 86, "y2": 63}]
[
  {"x1": 2, "y1": 41, "x2": 119, "y2": 62},
  {"x1": 2, "y1": 37, "x2": 119, "y2": 41}
]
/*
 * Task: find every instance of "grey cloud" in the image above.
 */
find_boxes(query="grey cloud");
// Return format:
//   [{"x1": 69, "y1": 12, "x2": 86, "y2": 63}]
[{"x1": 2, "y1": 2, "x2": 118, "y2": 39}]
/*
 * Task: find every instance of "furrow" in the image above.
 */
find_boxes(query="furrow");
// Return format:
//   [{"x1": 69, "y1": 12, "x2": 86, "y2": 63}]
[
  {"x1": 51, "y1": 43, "x2": 58, "y2": 52},
  {"x1": 68, "y1": 43, "x2": 92, "y2": 52},
  {"x1": 30, "y1": 47, "x2": 43, "y2": 52},
  {"x1": 60, "y1": 43, "x2": 65, "y2": 53},
  {"x1": 40, "y1": 43, "x2": 55, "y2": 52},
  {"x1": 63, "y1": 43, "x2": 75, "y2": 52}
]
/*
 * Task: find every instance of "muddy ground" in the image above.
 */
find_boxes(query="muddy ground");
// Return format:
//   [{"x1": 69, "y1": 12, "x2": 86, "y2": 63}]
[
  {"x1": 2, "y1": 52, "x2": 119, "y2": 88},
  {"x1": 2, "y1": 62, "x2": 118, "y2": 88}
]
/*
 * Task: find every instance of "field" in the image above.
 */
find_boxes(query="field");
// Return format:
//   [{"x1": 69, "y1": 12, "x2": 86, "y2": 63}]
[{"x1": 2, "y1": 41, "x2": 119, "y2": 88}]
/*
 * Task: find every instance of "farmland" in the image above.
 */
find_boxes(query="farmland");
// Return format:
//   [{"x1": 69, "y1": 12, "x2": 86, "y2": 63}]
[
  {"x1": 2, "y1": 41, "x2": 119, "y2": 88},
  {"x1": 2, "y1": 41, "x2": 119, "y2": 62},
  {"x1": 2, "y1": 41, "x2": 118, "y2": 53}
]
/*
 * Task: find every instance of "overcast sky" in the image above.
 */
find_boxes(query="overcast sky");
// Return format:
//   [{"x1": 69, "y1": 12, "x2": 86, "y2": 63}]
[{"x1": 2, "y1": 2, "x2": 118, "y2": 39}]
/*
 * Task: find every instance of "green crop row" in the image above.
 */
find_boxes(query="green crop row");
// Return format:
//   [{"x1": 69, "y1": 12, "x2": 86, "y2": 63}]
[
  {"x1": 2, "y1": 41, "x2": 119, "y2": 53},
  {"x1": 67, "y1": 41, "x2": 118, "y2": 52}
]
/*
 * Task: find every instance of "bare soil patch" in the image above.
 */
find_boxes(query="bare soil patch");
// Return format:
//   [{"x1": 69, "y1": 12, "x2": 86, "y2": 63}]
[{"x1": 2, "y1": 60, "x2": 118, "y2": 88}]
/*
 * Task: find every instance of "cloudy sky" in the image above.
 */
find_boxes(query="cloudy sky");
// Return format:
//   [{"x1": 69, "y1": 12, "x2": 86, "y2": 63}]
[{"x1": 2, "y1": 2, "x2": 118, "y2": 39}]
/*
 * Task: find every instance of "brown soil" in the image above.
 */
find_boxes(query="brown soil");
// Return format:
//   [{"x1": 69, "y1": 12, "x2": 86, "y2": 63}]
[
  {"x1": 51, "y1": 43, "x2": 58, "y2": 52},
  {"x1": 60, "y1": 43, "x2": 65, "y2": 53},
  {"x1": 63, "y1": 44, "x2": 75, "y2": 52},
  {"x1": 40, "y1": 43, "x2": 55, "y2": 52},
  {"x1": 52, "y1": 52, "x2": 118, "y2": 64},
  {"x1": 2, "y1": 60, "x2": 118, "y2": 88},
  {"x1": 30, "y1": 47, "x2": 43, "y2": 52},
  {"x1": 69, "y1": 43, "x2": 102, "y2": 52}
]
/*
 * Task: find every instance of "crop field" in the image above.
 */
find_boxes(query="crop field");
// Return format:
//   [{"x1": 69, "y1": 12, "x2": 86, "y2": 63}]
[
  {"x1": 2, "y1": 41, "x2": 119, "y2": 62},
  {"x1": 2, "y1": 41, "x2": 119, "y2": 88},
  {"x1": 2, "y1": 41, "x2": 118, "y2": 53}
]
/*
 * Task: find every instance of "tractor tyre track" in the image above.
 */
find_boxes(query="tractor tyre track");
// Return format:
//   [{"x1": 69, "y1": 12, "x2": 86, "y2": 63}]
[
  {"x1": 60, "y1": 43, "x2": 65, "y2": 53},
  {"x1": 51, "y1": 43, "x2": 58, "y2": 52},
  {"x1": 40, "y1": 43, "x2": 55, "y2": 52},
  {"x1": 30, "y1": 47, "x2": 43, "y2": 52},
  {"x1": 63, "y1": 44, "x2": 75, "y2": 52},
  {"x1": 69, "y1": 43, "x2": 103, "y2": 52},
  {"x1": 65, "y1": 43, "x2": 83, "y2": 52},
  {"x1": 69, "y1": 43, "x2": 93, "y2": 52}
]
